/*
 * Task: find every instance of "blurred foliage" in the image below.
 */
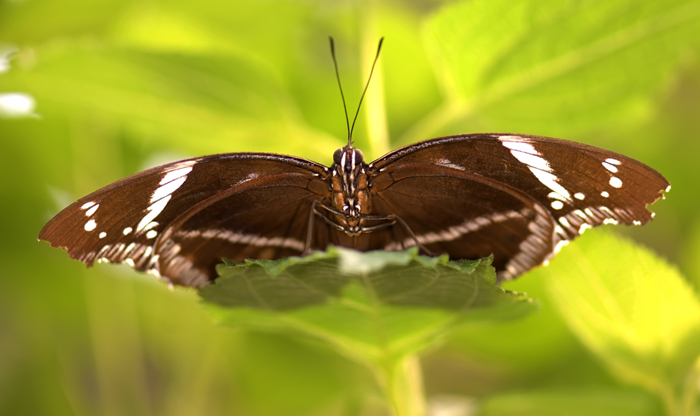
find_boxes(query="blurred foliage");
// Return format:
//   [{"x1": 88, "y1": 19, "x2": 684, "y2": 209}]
[
  {"x1": 543, "y1": 231, "x2": 700, "y2": 416},
  {"x1": 2, "y1": 0, "x2": 700, "y2": 415}
]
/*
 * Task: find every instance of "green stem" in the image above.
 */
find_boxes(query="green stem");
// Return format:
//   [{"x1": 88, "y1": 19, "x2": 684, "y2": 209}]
[
  {"x1": 654, "y1": 361, "x2": 700, "y2": 416},
  {"x1": 658, "y1": 383, "x2": 681, "y2": 416},
  {"x1": 359, "y1": 0, "x2": 390, "y2": 158},
  {"x1": 680, "y1": 359, "x2": 700, "y2": 416},
  {"x1": 376, "y1": 354, "x2": 426, "y2": 416}
]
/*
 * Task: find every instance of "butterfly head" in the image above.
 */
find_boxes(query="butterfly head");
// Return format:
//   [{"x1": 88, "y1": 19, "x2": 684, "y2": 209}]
[
  {"x1": 332, "y1": 145, "x2": 366, "y2": 193},
  {"x1": 333, "y1": 145, "x2": 364, "y2": 173}
]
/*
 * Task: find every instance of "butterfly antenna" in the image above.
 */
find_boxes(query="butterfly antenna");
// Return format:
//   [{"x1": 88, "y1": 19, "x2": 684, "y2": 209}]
[
  {"x1": 329, "y1": 37, "x2": 352, "y2": 146},
  {"x1": 349, "y1": 38, "x2": 384, "y2": 144},
  {"x1": 330, "y1": 37, "x2": 384, "y2": 146}
]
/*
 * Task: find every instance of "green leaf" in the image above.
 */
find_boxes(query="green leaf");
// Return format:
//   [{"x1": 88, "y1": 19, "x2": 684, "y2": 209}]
[
  {"x1": 476, "y1": 387, "x2": 661, "y2": 416},
  {"x1": 418, "y1": 0, "x2": 700, "y2": 138},
  {"x1": 200, "y1": 248, "x2": 535, "y2": 364},
  {"x1": 0, "y1": 45, "x2": 340, "y2": 158},
  {"x1": 540, "y1": 230, "x2": 700, "y2": 414}
]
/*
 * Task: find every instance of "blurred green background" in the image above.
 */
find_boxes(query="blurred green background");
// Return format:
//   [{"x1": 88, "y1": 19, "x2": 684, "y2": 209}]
[{"x1": 1, "y1": 0, "x2": 699, "y2": 415}]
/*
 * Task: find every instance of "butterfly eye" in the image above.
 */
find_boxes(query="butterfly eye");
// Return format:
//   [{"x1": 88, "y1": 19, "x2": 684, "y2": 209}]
[
  {"x1": 333, "y1": 149, "x2": 343, "y2": 165},
  {"x1": 353, "y1": 149, "x2": 364, "y2": 164}
]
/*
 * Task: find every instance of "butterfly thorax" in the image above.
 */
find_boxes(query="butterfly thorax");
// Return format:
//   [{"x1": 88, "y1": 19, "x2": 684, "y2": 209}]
[{"x1": 330, "y1": 146, "x2": 372, "y2": 234}]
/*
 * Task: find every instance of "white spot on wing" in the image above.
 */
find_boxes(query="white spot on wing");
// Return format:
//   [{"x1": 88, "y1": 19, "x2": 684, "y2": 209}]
[
  {"x1": 81, "y1": 201, "x2": 96, "y2": 210},
  {"x1": 140, "y1": 222, "x2": 158, "y2": 232},
  {"x1": 159, "y1": 164, "x2": 195, "y2": 185},
  {"x1": 123, "y1": 227, "x2": 133, "y2": 235},
  {"x1": 176, "y1": 229, "x2": 306, "y2": 252},
  {"x1": 384, "y1": 210, "x2": 524, "y2": 250},
  {"x1": 605, "y1": 158, "x2": 621, "y2": 165},
  {"x1": 530, "y1": 169, "x2": 572, "y2": 200},
  {"x1": 609, "y1": 177, "x2": 623, "y2": 188},
  {"x1": 151, "y1": 176, "x2": 187, "y2": 203},
  {"x1": 124, "y1": 243, "x2": 136, "y2": 255},
  {"x1": 500, "y1": 138, "x2": 573, "y2": 201},
  {"x1": 548, "y1": 192, "x2": 567, "y2": 201},
  {"x1": 131, "y1": 162, "x2": 198, "y2": 235},
  {"x1": 512, "y1": 150, "x2": 552, "y2": 172},
  {"x1": 97, "y1": 245, "x2": 110, "y2": 256},
  {"x1": 436, "y1": 158, "x2": 466, "y2": 171},
  {"x1": 85, "y1": 204, "x2": 100, "y2": 216},
  {"x1": 84, "y1": 219, "x2": 97, "y2": 231},
  {"x1": 601, "y1": 191, "x2": 610, "y2": 198},
  {"x1": 499, "y1": 138, "x2": 537, "y2": 154},
  {"x1": 551, "y1": 200, "x2": 564, "y2": 210},
  {"x1": 99, "y1": 231, "x2": 107, "y2": 239},
  {"x1": 602, "y1": 162, "x2": 618, "y2": 173},
  {"x1": 236, "y1": 172, "x2": 260, "y2": 186},
  {"x1": 554, "y1": 239, "x2": 570, "y2": 254},
  {"x1": 498, "y1": 203, "x2": 554, "y2": 280},
  {"x1": 146, "y1": 230, "x2": 158, "y2": 239},
  {"x1": 574, "y1": 192, "x2": 585, "y2": 200},
  {"x1": 554, "y1": 225, "x2": 566, "y2": 237},
  {"x1": 137, "y1": 195, "x2": 170, "y2": 232},
  {"x1": 501, "y1": 141, "x2": 552, "y2": 172},
  {"x1": 147, "y1": 268, "x2": 161, "y2": 278}
]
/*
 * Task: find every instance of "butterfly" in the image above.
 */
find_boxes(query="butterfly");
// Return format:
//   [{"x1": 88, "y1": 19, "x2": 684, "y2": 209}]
[{"x1": 39, "y1": 39, "x2": 669, "y2": 287}]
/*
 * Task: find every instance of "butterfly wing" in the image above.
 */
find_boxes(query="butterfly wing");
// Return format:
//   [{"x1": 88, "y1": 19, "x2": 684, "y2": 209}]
[
  {"x1": 40, "y1": 134, "x2": 669, "y2": 285},
  {"x1": 367, "y1": 133, "x2": 669, "y2": 280},
  {"x1": 39, "y1": 153, "x2": 331, "y2": 286}
]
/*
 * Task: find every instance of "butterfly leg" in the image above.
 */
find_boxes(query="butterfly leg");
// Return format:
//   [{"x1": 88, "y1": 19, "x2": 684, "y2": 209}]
[
  {"x1": 358, "y1": 213, "x2": 435, "y2": 255},
  {"x1": 304, "y1": 201, "x2": 348, "y2": 254},
  {"x1": 312, "y1": 203, "x2": 351, "y2": 232},
  {"x1": 395, "y1": 216, "x2": 435, "y2": 255},
  {"x1": 304, "y1": 201, "x2": 318, "y2": 255},
  {"x1": 305, "y1": 203, "x2": 435, "y2": 256}
]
